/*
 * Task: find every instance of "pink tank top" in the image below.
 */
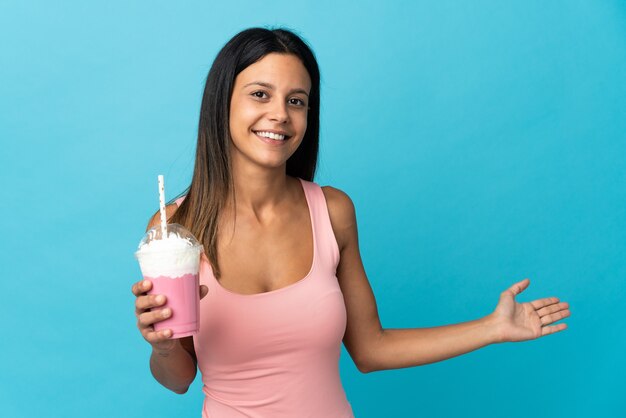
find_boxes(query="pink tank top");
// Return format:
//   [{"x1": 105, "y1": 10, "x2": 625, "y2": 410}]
[{"x1": 175, "y1": 178, "x2": 355, "y2": 418}]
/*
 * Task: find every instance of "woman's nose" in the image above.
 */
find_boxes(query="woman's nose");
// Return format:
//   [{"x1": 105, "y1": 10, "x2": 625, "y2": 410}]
[{"x1": 268, "y1": 100, "x2": 289, "y2": 123}]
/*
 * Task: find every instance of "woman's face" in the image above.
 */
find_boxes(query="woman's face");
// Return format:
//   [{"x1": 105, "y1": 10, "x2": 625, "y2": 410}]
[{"x1": 229, "y1": 53, "x2": 311, "y2": 171}]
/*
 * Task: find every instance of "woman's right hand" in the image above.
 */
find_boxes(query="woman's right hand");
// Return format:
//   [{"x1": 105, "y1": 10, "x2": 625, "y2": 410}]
[
  {"x1": 132, "y1": 279, "x2": 178, "y2": 352},
  {"x1": 131, "y1": 279, "x2": 209, "y2": 353}
]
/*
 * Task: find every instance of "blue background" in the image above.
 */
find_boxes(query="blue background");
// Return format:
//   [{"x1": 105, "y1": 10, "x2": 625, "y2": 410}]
[{"x1": 1, "y1": 1, "x2": 624, "y2": 417}]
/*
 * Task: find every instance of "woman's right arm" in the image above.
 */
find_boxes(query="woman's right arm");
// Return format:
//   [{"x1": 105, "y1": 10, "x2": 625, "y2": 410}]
[
  {"x1": 132, "y1": 278, "x2": 198, "y2": 394},
  {"x1": 131, "y1": 205, "x2": 200, "y2": 394}
]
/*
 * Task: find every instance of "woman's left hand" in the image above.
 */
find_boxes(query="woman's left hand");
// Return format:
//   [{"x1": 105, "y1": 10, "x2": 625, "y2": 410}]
[{"x1": 490, "y1": 278, "x2": 570, "y2": 342}]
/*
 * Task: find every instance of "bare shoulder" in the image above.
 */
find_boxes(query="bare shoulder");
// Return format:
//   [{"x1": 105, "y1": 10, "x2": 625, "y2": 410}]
[
  {"x1": 321, "y1": 186, "x2": 356, "y2": 224},
  {"x1": 146, "y1": 204, "x2": 179, "y2": 232},
  {"x1": 321, "y1": 185, "x2": 357, "y2": 251}
]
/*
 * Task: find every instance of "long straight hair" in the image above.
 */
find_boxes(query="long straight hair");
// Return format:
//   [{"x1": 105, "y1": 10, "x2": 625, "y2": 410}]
[{"x1": 167, "y1": 28, "x2": 321, "y2": 278}]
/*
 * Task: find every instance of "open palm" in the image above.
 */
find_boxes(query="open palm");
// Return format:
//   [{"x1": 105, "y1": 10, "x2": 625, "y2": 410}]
[{"x1": 492, "y1": 278, "x2": 570, "y2": 342}]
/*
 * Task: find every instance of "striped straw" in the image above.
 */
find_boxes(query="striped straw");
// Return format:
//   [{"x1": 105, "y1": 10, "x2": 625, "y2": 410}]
[{"x1": 158, "y1": 175, "x2": 167, "y2": 238}]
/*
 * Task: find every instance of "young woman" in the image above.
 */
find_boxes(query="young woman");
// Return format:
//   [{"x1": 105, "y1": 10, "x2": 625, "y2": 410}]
[{"x1": 131, "y1": 27, "x2": 570, "y2": 417}]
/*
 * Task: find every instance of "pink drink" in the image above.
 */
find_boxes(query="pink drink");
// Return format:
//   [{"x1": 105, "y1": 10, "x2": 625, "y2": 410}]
[
  {"x1": 146, "y1": 273, "x2": 200, "y2": 338},
  {"x1": 136, "y1": 224, "x2": 203, "y2": 339}
]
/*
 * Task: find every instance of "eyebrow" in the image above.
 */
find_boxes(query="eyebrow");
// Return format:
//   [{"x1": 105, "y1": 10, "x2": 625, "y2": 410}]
[{"x1": 243, "y1": 81, "x2": 309, "y2": 97}]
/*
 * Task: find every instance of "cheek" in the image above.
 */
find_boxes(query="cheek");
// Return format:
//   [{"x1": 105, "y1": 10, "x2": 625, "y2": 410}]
[
  {"x1": 294, "y1": 111, "x2": 308, "y2": 132},
  {"x1": 234, "y1": 109, "x2": 261, "y2": 135},
  {"x1": 229, "y1": 115, "x2": 249, "y2": 147},
  {"x1": 292, "y1": 120, "x2": 308, "y2": 148}
]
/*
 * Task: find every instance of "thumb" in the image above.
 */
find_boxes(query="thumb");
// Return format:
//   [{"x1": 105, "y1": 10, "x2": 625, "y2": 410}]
[
  {"x1": 199, "y1": 284, "x2": 209, "y2": 300},
  {"x1": 506, "y1": 278, "x2": 530, "y2": 297}
]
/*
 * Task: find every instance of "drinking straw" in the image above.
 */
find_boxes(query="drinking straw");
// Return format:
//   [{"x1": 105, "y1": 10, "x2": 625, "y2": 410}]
[{"x1": 158, "y1": 175, "x2": 168, "y2": 237}]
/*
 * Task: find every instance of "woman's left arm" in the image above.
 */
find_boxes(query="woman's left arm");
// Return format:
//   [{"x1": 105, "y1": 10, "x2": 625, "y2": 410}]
[{"x1": 322, "y1": 187, "x2": 570, "y2": 374}]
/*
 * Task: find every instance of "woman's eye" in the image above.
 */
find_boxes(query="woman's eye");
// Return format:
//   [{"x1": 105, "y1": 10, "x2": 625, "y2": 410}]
[
  {"x1": 289, "y1": 98, "x2": 306, "y2": 106},
  {"x1": 252, "y1": 91, "x2": 268, "y2": 99}
]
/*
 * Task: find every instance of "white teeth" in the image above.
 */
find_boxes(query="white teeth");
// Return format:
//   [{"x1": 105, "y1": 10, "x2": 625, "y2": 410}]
[{"x1": 256, "y1": 131, "x2": 286, "y2": 141}]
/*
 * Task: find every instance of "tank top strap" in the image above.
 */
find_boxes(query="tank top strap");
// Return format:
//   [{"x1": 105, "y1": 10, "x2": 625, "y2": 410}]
[
  {"x1": 298, "y1": 178, "x2": 341, "y2": 272},
  {"x1": 174, "y1": 196, "x2": 186, "y2": 207}
]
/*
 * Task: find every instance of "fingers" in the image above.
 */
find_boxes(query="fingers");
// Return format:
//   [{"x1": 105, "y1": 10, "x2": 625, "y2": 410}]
[
  {"x1": 536, "y1": 301, "x2": 568, "y2": 317},
  {"x1": 131, "y1": 279, "x2": 152, "y2": 296},
  {"x1": 540, "y1": 306, "x2": 571, "y2": 326},
  {"x1": 137, "y1": 307, "x2": 174, "y2": 344},
  {"x1": 132, "y1": 279, "x2": 177, "y2": 346},
  {"x1": 530, "y1": 298, "x2": 570, "y2": 327},
  {"x1": 530, "y1": 297, "x2": 571, "y2": 338},
  {"x1": 135, "y1": 293, "x2": 167, "y2": 315},
  {"x1": 142, "y1": 326, "x2": 173, "y2": 344},
  {"x1": 541, "y1": 323, "x2": 568, "y2": 337},
  {"x1": 506, "y1": 278, "x2": 530, "y2": 297},
  {"x1": 530, "y1": 297, "x2": 560, "y2": 310},
  {"x1": 137, "y1": 307, "x2": 172, "y2": 329}
]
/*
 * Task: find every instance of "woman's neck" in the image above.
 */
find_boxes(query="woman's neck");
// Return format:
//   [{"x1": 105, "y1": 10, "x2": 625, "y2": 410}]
[{"x1": 228, "y1": 163, "x2": 293, "y2": 221}]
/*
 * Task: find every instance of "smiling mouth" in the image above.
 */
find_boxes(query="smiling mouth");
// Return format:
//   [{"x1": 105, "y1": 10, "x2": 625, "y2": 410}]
[{"x1": 253, "y1": 130, "x2": 292, "y2": 141}]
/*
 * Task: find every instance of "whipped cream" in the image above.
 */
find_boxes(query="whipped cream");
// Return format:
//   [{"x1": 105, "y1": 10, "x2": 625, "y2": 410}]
[{"x1": 136, "y1": 230, "x2": 202, "y2": 278}]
